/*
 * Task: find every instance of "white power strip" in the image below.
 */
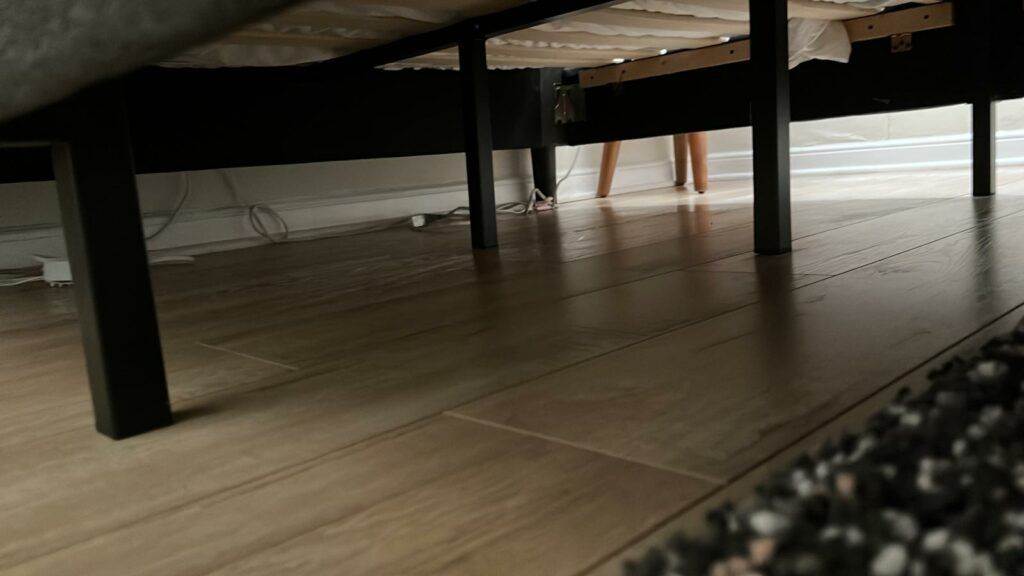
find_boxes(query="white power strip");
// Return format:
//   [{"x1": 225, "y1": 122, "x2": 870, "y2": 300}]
[
  {"x1": 3, "y1": 254, "x2": 195, "y2": 289},
  {"x1": 34, "y1": 256, "x2": 73, "y2": 286}
]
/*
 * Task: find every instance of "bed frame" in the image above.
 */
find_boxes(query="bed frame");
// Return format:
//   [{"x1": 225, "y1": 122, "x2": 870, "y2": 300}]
[{"x1": 0, "y1": 0, "x2": 1016, "y2": 439}]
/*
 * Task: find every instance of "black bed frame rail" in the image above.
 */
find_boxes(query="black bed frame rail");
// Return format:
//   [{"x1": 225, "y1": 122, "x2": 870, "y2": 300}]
[{"x1": 0, "y1": 0, "x2": 1017, "y2": 439}]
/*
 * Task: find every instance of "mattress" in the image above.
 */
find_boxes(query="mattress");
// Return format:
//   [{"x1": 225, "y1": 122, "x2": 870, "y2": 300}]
[
  {"x1": 0, "y1": 0, "x2": 299, "y2": 125},
  {"x1": 0, "y1": 0, "x2": 942, "y2": 126},
  {"x1": 166, "y1": 0, "x2": 942, "y2": 70}
]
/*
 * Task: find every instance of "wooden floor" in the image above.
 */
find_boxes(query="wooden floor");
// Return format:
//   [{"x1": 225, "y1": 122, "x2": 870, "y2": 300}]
[{"x1": 5, "y1": 168, "x2": 1024, "y2": 575}]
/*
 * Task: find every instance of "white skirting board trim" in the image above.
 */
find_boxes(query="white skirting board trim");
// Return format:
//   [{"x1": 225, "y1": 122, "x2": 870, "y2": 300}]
[
  {"x1": 708, "y1": 130, "x2": 1024, "y2": 181},
  {"x1": 5, "y1": 130, "x2": 1022, "y2": 269},
  {"x1": 0, "y1": 160, "x2": 676, "y2": 268}
]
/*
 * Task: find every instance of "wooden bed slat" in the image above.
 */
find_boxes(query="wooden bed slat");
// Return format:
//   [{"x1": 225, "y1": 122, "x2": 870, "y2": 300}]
[
  {"x1": 399, "y1": 54, "x2": 611, "y2": 69},
  {"x1": 488, "y1": 43, "x2": 662, "y2": 62},
  {"x1": 844, "y1": 2, "x2": 953, "y2": 42},
  {"x1": 502, "y1": 29, "x2": 720, "y2": 52},
  {"x1": 400, "y1": 49, "x2": 645, "y2": 69},
  {"x1": 580, "y1": 40, "x2": 750, "y2": 87},
  {"x1": 580, "y1": 3, "x2": 954, "y2": 89}
]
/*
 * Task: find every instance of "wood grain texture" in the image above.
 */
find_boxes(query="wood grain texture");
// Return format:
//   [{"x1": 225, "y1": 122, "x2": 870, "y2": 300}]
[
  {"x1": 0, "y1": 318, "x2": 637, "y2": 568},
  {"x1": 673, "y1": 134, "x2": 689, "y2": 186},
  {"x1": 586, "y1": 297, "x2": 1024, "y2": 576},
  {"x1": 687, "y1": 132, "x2": 708, "y2": 192},
  {"x1": 580, "y1": 40, "x2": 750, "y2": 89},
  {"x1": 694, "y1": 195, "x2": 1024, "y2": 277},
  {"x1": 0, "y1": 336, "x2": 294, "y2": 448},
  {"x1": 8, "y1": 417, "x2": 711, "y2": 576},
  {"x1": 597, "y1": 141, "x2": 621, "y2": 198},
  {"x1": 3, "y1": 168, "x2": 1023, "y2": 574},
  {"x1": 455, "y1": 193, "x2": 1024, "y2": 481}
]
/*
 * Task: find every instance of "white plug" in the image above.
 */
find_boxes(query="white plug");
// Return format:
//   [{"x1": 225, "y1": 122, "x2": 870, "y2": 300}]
[{"x1": 33, "y1": 256, "x2": 73, "y2": 286}]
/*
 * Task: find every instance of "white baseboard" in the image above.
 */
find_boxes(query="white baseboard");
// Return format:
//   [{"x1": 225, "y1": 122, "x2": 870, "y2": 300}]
[
  {"x1": 8, "y1": 130, "x2": 1016, "y2": 269},
  {"x1": 0, "y1": 160, "x2": 675, "y2": 268},
  {"x1": 708, "y1": 130, "x2": 1024, "y2": 181}
]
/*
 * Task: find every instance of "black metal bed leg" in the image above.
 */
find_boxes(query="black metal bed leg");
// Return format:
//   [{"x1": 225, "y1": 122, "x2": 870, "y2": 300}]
[
  {"x1": 530, "y1": 146, "x2": 557, "y2": 201},
  {"x1": 958, "y1": 0, "x2": 995, "y2": 197},
  {"x1": 52, "y1": 85, "x2": 172, "y2": 439},
  {"x1": 972, "y1": 98, "x2": 995, "y2": 198},
  {"x1": 459, "y1": 35, "x2": 499, "y2": 250},
  {"x1": 750, "y1": 0, "x2": 792, "y2": 255}
]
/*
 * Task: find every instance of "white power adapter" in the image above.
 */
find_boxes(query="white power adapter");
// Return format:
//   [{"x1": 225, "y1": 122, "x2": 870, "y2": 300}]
[{"x1": 34, "y1": 256, "x2": 73, "y2": 286}]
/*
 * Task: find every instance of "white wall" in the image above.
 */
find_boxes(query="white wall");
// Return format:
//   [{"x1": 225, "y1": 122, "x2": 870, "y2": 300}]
[
  {"x1": 706, "y1": 99, "x2": 1024, "y2": 179},
  {"x1": 0, "y1": 138, "x2": 677, "y2": 268},
  {"x1": 5, "y1": 99, "x2": 1024, "y2": 269}
]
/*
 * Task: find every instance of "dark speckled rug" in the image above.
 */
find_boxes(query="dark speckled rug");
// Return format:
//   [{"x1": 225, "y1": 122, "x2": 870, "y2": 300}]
[{"x1": 625, "y1": 317, "x2": 1024, "y2": 576}]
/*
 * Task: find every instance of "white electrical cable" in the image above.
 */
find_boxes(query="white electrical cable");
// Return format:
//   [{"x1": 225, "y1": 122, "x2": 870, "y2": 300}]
[
  {"x1": 149, "y1": 255, "x2": 196, "y2": 265},
  {"x1": 417, "y1": 146, "x2": 585, "y2": 228},
  {"x1": 556, "y1": 146, "x2": 583, "y2": 192},
  {"x1": 220, "y1": 171, "x2": 298, "y2": 244},
  {"x1": 0, "y1": 275, "x2": 43, "y2": 287},
  {"x1": 247, "y1": 203, "x2": 290, "y2": 243},
  {"x1": 3, "y1": 147, "x2": 587, "y2": 288},
  {"x1": 146, "y1": 172, "x2": 192, "y2": 241}
]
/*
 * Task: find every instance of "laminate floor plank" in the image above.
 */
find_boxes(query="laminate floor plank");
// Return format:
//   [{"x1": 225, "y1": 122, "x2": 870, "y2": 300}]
[
  {"x1": 0, "y1": 316, "x2": 637, "y2": 569},
  {"x1": 454, "y1": 201, "x2": 1024, "y2": 482},
  {"x1": 583, "y1": 303, "x2": 1024, "y2": 576},
  {"x1": 200, "y1": 189, "x2": 960, "y2": 367},
  {"x1": 2, "y1": 169, "x2": 1020, "y2": 575},
  {"x1": 0, "y1": 328, "x2": 294, "y2": 448},
  {"x1": 156, "y1": 171, "x2": 969, "y2": 352},
  {"x1": 695, "y1": 196, "x2": 1024, "y2": 277},
  {"x1": 200, "y1": 191, "x2": 1015, "y2": 371},
  {"x1": 7, "y1": 416, "x2": 713, "y2": 576}
]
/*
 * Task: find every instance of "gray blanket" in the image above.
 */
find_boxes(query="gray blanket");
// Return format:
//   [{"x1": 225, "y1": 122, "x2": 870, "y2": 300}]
[{"x1": 0, "y1": 0, "x2": 301, "y2": 124}]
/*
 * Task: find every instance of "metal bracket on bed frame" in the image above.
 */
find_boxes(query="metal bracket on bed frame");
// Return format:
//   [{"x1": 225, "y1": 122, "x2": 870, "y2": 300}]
[
  {"x1": 891, "y1": 33, "x2": 913, "y2": 53},
  {"x1": 554, "y1": 84, "x2": 585, "y2": 124}
]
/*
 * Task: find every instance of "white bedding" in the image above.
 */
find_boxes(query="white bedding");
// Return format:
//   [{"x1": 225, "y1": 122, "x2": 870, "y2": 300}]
[{"x1": 166, "y1": 0, "x2": 939, "y2": 70}]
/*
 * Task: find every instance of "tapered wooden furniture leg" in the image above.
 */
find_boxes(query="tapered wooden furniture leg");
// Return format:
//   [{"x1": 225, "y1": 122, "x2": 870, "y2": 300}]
[
  {"x1": 687, "y1": 132, "x2": 709, "y2": 193},
  {"x1": 750, "y1": 0, "x2": 792, "y2": 255},
  {"x1": 458, "y1": 35, "x2": 498, "y2": 249},
  {"x1": 673, "y1": 134, "x2": 689, "y2": 186},
  {"x1": 597, "y1": 141, "x2": 621, "y2": 198},
  {"x1": 52, "y1": 84, "x2": 172, "y2": 439}
]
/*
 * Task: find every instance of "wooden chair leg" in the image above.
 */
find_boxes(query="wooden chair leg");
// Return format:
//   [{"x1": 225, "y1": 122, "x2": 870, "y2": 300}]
[
  {"x1": 597, "y1": 141, "x2": 621, "y2": 198},
  {"x1": 673, "y1": 134, "x2": 689, "y2": 186},
  {"x1": 687, "y1": 132, "x2": 709, "y2": 193}
]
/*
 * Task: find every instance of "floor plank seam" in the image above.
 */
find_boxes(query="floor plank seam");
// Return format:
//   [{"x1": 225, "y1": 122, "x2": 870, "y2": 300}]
[
  {"x1": 11, "y1": 176, "x2": 1021, "y2": 574},
  {"x1": 442, "y1": 412, "x2": 725, "y2": 486},
  {"x1": 444, "y1": 200, "x2": 1024, "y2": 443},
  {"x1": 17, "y1": 195, "x2": 1013, "y2": 457},
  {"x1": 544, "y1": 193, "x2": 967, "y2": 311},
  {"x1": 195, "y1": 341, "x2": 300, "y2": 371},
  {"x1": 573, "y1": 298, "x2": 1024, "y2": 576},
  {"x1": 309, "y1": 191, "x2": 959, "y2": 335},
  {"x1": 2, "y1": 415, "x2": 444, "y2": 572}
]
